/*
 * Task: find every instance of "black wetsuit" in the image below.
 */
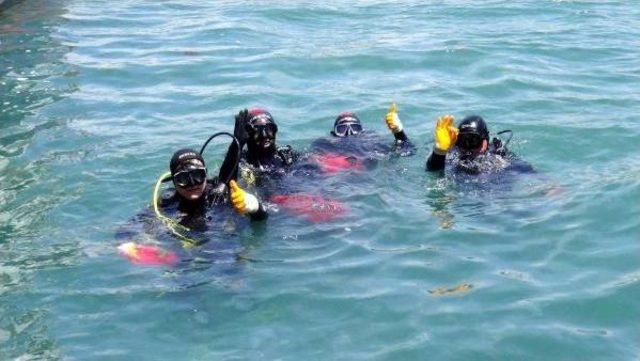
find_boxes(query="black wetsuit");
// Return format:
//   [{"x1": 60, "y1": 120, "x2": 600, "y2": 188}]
[
  {"x1": 161, "y1": 180, "x2": 267, "y2": 227},
  {"x1": 117, "y1": 139, "x2": 267, "y2": 247},
  {"x1": 295, "y1": 129, "x2": 415, "y2": 179},
  {"x1": 116, "y1": 179, "x2": 267, "y2": 248},
  {"x1": 310, "y1": 129, "x2": 414, "y2": 158},
  {"x1": 226, "y1": 142, "x2": 299, "y2": 189},
  {"x1": 242, "y1": 145, "x2": 299, "y2": 177},
  {"x1": 426, "y1": 143, "x2": 534, "y2": 175}
]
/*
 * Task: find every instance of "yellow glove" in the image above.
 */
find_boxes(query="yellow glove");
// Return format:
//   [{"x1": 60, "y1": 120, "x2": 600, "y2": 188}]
[
  {"x1": 229, "y1": 180, "x2": 259, "y2": 215},
  {"x1": 434, "y1": 115, "x2": 459, "y2": 154},
  {"x1": 385, "y1": 102, "x2": 404, "y2": 134}
]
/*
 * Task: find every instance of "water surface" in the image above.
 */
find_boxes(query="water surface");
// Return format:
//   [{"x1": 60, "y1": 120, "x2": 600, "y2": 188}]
[{"x1": 1, "y1": 1, "x2": 639, "y2": 360}]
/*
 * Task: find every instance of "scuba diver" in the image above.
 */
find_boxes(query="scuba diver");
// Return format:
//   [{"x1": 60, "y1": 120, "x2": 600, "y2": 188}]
[
  {"x1": 305, "y1": 103, "x2": 415, "y2": 174},
  {"x1": 425, "y1": 114, "x2": 533, "y2": 174},
  {"x1": 317, "y1": 103, "x2": 413, "y2": 151},
  {"x1": 161, "y1": 148, "x2": 267, "y2": 226},
  {"x1": 231, "y1": 108, "x2": 299, "y2": 182},
  {"x1": 331, "y1": 103, "x2": 410, "y2": 143},
  {"x1": 420, "y1": 114, "x2": 537, "y2": 230},
  {"x1": 116, "y1": 145, "x2": 267, "y2": 254},
  {"x1": 116, "y1": 142, "x2": 269, "y2": 288}
]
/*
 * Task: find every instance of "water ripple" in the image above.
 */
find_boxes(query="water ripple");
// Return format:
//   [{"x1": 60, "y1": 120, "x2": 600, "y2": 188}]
[{"x1": 1, "y1": 0, "x2": 639, "y2": 360}]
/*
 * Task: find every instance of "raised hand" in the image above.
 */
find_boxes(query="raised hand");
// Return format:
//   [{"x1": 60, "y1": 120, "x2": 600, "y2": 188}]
[
  {"x1": 434, "y1": 115, "x2": 458, "y2": 153},
  {"x1": 385, "y1": 102, "x2": 404, "y2": 134},
  {"x1": 229, "y1": 180, "x2": 259, "y2": 215},
  {"x1": 234, "y1": 109, "x2": 250, "y2": 147}
]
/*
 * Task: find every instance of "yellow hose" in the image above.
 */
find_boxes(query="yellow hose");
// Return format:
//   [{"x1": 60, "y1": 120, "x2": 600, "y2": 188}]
[{"x1": 152, "y1": 171, "x2": 199, "y2": 248}]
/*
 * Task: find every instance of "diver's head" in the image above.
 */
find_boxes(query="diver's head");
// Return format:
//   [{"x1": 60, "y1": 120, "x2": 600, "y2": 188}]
[
  {"x1": 456, "y1": 115, "x2": 490, "y2": 157},
  {"x1": 170, "y1": 149, "x2": 207, "y2": 201},
  {"x1": 331, "y1": 112, "x2": 363, "y2": 137},
  {"x1": 245, "y1": 108, "x2": 278, "y2": 155}
]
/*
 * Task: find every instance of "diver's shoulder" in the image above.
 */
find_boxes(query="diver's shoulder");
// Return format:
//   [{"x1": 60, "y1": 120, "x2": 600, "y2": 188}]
[
  {"x1": 491, "y1": 149, "x2": 535, "y2": 174},
  {"x1": 277, "y1": 144, "x2": 298, "y2": 165}
]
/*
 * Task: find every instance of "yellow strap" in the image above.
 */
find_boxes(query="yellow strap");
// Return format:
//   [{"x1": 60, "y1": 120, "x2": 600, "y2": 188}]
[{"x1": 152, "y1": 171, "x2": 199, "y2": 248}]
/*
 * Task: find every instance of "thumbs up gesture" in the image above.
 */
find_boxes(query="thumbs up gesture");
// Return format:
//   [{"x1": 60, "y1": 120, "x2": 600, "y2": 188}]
[
  {"x1": 229, "y1": 180, "x2": 259, "y2": 215},
  {"x1": 385, "y1": 102, "x2": 404, "y2": 134}
]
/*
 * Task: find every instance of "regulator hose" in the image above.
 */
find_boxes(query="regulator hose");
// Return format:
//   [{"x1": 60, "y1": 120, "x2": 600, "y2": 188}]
[{"x1": 152, "y1": 171, "x2": 199, "y2": 248}]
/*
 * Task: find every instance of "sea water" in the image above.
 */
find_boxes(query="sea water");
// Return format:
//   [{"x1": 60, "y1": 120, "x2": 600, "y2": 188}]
[{"x1": 1, "y1": 1, "x2": 639, "y2": 360}]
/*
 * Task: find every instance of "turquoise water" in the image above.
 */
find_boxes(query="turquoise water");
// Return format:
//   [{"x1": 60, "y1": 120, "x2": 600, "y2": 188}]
[{"x1": 1, "y1": 0, "x2": 639, "y2": 359}]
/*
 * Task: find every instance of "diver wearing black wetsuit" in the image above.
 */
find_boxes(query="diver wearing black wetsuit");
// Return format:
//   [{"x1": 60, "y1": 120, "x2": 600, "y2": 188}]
[
  {"x1": 304, "y1": 105, "x2": 415, "y2": 175},
  {"x1": 163, "y1": 148, "x2": 267, "y2": 228},
  {"x1": 225, "y1": 108, "x2": 299, "y2": 184},
  {"x1": 311, "y1": 108, "x2": 414, "y2": 155},
  {"x1": 425, "y1": 115, "x2": 533, "y2": 175},
  {"x1": 116, "y1": 148, "x2": 267, "y2": 246}
]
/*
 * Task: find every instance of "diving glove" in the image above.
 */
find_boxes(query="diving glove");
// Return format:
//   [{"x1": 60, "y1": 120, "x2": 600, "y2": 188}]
[
  {"x1": 234, "y1": 109, "x2": 251, "y2": 147},
  {"x1": 385, "y1": 102, "x2": 404, "y2": 134},
  {"x1": 434, "y1": 115, "x2": 458, "y2": 154},
  {"x1": 229, "y1": 180, "x2": 259, "y2": 215}
]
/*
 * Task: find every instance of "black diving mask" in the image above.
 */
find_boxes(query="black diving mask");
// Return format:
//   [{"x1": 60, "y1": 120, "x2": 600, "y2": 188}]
[
  {"x1": 246, "y1": 112, "x2": 278, "y2": 139},
  {"x1": 173, "y1": 167, "x2": 207, "y2": 188},
  {"x1": 333, "y1": 121, "x2": 363, "y2": 137},
  {"x1": 248, "y1": 123, "x2": 277, "y2": 140},
  {"x1": 457, "y1": 132, "x2": 485, "y2": 151}
]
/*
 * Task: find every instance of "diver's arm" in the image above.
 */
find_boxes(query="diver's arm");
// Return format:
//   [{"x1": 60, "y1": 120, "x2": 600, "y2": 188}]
[
  {"x1": 393, "y1": 130, "x2": 409, "y2": 142},
  {"x1": 426, "y1": 149, "x2": 446, "y2": 171},
  {"x1": 248, "y1": 203, "x2": 268, "y2": 221},
  {"x1": 393, "y1": 130, "x2": 416, "y2": 155},
  {"x1": 216, "y1": 108, "x2": 251, "y2": 182},
  {"x1": 218, "y1": 139, "x2": 242, "y2": 182},
  {"x1": 426, "y1": 115, "x2": 458, "y2": 172},
  {"x1": 385, "y1": 103, "x2": 415, "y2": 155}
]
